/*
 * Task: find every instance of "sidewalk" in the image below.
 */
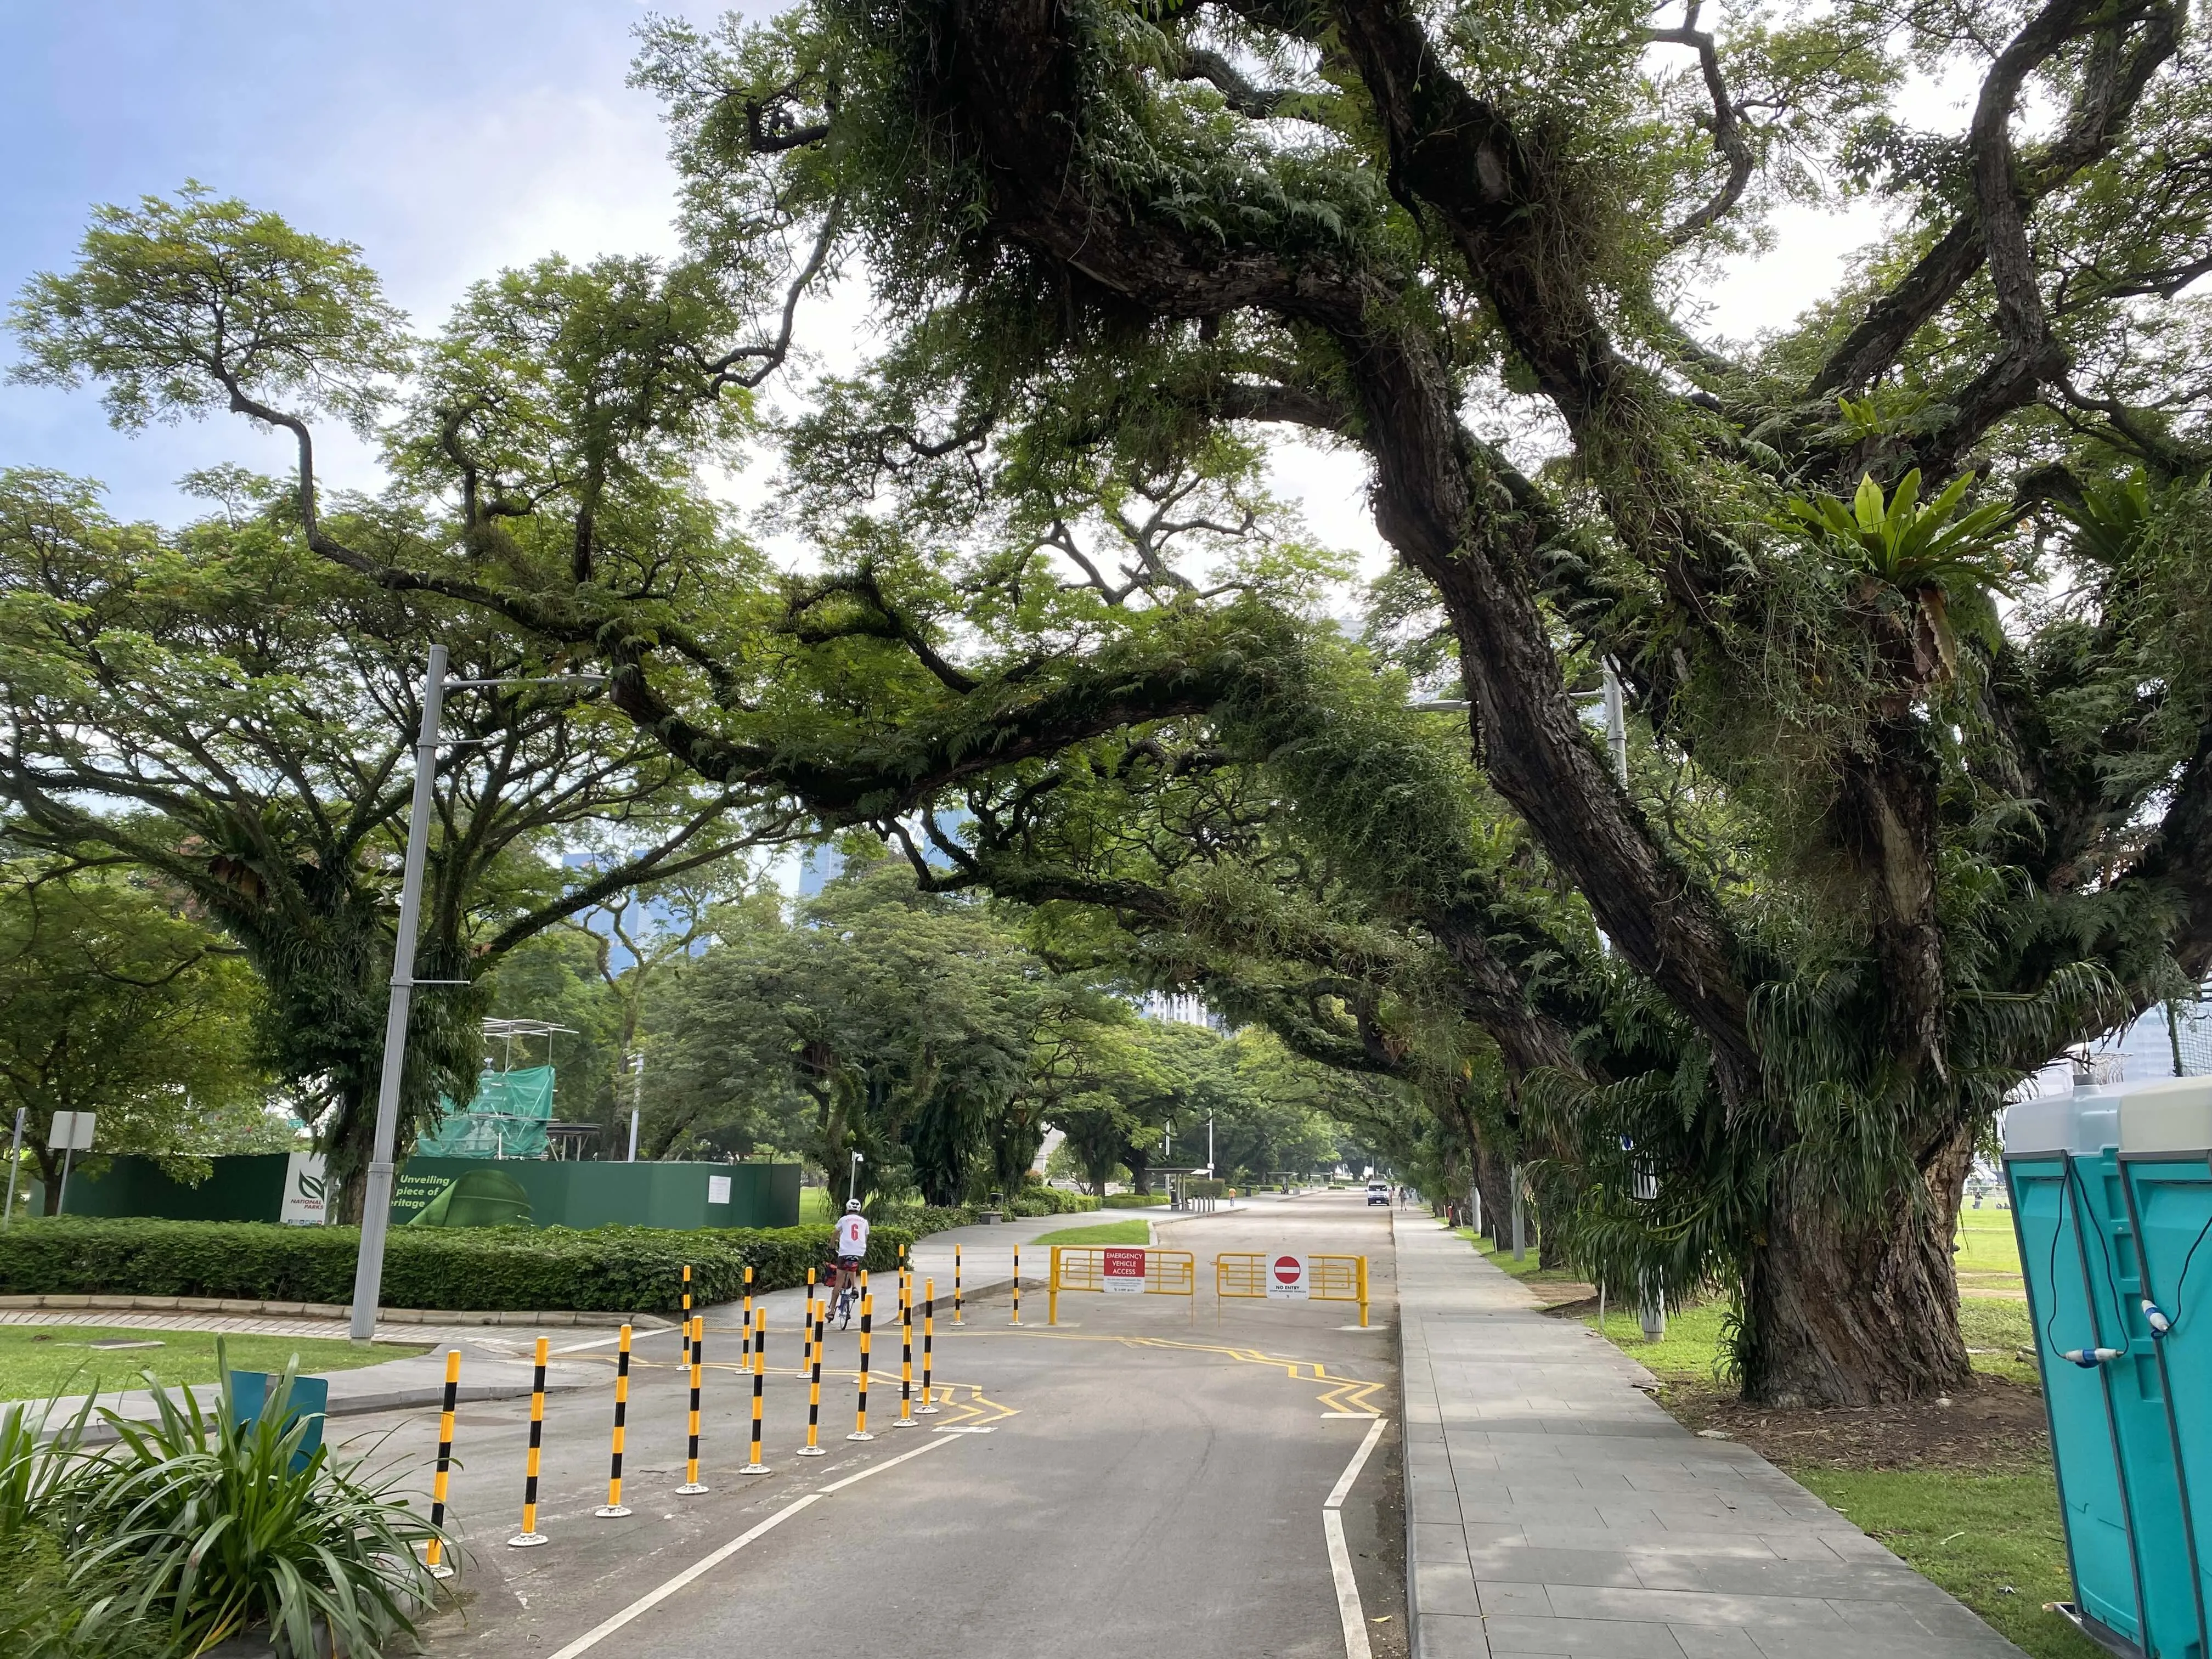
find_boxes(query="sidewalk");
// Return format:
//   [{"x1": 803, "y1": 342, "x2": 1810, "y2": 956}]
[
  {"x1": 24, "y1": 1322, "x2": 611, "y2": 1443},
  {"x1": 1395, "y1": 1215, "x2": 2022, "y2": 1659}
]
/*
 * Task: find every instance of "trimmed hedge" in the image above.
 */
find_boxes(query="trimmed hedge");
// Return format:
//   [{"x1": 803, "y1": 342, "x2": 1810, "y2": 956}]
[
  {"x1": 1007, "y1": 1188, "x2": 1101, "y2": 1217},
  {"x1": 0, "y1": 1217, "x2": 917, "y2": 1314},
  {"x1": 1099, "y1": 1192, "x2": 1170, "y2": 1208}
]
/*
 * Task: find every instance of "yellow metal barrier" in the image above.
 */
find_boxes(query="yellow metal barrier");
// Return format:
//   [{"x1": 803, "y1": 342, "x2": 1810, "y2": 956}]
[
  {"x1": 1215, "y1": 1253, "x2": 1370, "y2": 1327},
  {"x1": 1048, "y1": 1246, "x2": 1197, "y2": 1324}
]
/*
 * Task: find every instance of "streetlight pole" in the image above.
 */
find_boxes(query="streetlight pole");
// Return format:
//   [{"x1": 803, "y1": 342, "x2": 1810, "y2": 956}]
[
  {"x1": 626, "y1": 1051, "x2": 645, "y2": 1162},
  {"x1": 348, "y1": 646, "x2": 448, "y2": 1341},
  {"x1": 346, "y1": 651, "x2": 605, "y2": 1343},
  {"x1": 2, "y1": 1107, "x2": 21, "y2": 1228},
  {"x1": 847, "y1": 1150, "x2": 864, "y2": 1207}
]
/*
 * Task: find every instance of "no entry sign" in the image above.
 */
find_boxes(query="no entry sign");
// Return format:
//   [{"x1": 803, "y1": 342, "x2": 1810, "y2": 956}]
[
  {"x1": 1267, "y1": 1253, "x2": 1308, "y2": 1300},
  {"x1": 1102, "y1": 1246, "x2": 1147, "y2": 1293}
]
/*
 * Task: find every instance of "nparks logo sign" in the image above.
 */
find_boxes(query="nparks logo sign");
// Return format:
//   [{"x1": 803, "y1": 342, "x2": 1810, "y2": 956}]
[{"x1": 280, "y1": 1153, "x2": 329, "y2": 1225}]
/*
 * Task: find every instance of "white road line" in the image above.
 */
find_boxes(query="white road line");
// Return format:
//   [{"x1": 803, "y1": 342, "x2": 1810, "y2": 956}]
[
  {"x1": 1325, "y1": 1414, "x2": 1387, "y2": 1510},
  {"x1": 1322, "y1": 1414, "x2": 1389, "y2": 1659},
  {"x1": 1323, "y1": 1509, "x2": 1372, "y2": 1659},
  {"x1": 543, "y1": 1435, "x2": 960, "y2": 1659}
]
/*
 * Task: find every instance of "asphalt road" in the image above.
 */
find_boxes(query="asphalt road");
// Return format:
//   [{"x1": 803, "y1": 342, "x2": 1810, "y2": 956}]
[{"x1": 362, "y1": 1192, "x2": 1406, "y2": 1659}]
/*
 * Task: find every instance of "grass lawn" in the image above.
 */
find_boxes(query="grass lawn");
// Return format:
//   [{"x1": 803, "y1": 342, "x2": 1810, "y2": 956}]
[
  {"x1": 799, "y1": 1186, "x2": 833, "y2": 1222},
  {"x1": 1957, "y1": 1204, "x2": 2026, "y2": 1296},
  {"x1": 1795, "y1": 1468, "x2": 2104, "y2": 1659},
  {"x1": 1459, "y1": 1228, "x2": 1581, "y2": 1284},
  {"x1": 1581, "y1": 1297, "x2": 2094, "y2": 1659},
  {"x1": 0, "y1": 1325, "x2": 424, "y2": 1402},
  {"x1": 1031, "y1": 1220, "x2": 1152, "y2": 1248}
]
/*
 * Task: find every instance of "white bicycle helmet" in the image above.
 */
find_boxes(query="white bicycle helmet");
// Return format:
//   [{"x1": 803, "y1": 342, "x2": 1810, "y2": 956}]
[{"x1": 845, "y1": 1198, "x2": 862, "y2": 1213}]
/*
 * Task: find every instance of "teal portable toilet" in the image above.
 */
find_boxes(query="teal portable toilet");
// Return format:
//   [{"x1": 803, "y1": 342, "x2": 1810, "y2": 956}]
[
  {"x1": 2007, "y1": 1086, "x2": 2146, "y2": 1654},
  {"x1": 2121, "y1": 1079, "x2": 2212, "y2": 1658}
]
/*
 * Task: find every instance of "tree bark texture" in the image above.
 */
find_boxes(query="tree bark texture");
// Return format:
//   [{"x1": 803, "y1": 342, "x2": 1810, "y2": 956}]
[{"x1": 1742, "y1": 1125, "x2": 1978, "y2": 1406}]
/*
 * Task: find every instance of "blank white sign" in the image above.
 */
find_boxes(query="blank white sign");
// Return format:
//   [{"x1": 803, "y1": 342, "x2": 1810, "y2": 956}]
[{"x1": 708, "y1": 1175, "x2": 732, "y2": 1205}]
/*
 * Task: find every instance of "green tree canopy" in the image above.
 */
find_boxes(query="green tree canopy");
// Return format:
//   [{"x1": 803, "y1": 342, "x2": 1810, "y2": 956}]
[{"x1": 0, "y1": 852, "x2": 269, "y2": 1212}]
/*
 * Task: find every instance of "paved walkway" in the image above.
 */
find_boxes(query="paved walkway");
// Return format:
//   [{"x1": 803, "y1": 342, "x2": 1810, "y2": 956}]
[{"x1": 1396, "y1": 1215, "x2": 2022, "y2": 1659}]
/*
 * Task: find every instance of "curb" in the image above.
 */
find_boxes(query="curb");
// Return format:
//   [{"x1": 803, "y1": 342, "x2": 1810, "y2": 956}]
[
  {"x1": 0, "y1": 1294, "x2": 674, "y2": 1330},
  {"x1": 60, "y1": 1377, "x2": 590, "y2": 1448}
]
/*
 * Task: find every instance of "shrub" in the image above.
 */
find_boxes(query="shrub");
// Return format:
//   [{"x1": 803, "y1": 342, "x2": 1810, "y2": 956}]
[
  {"x1": 1006, "y1": 1188, "x2": 1101, "y2": 1217},
  {"x1": 881, "y1": 1204, "x2": 978, "y2": 1235},
  {"x1": 0, "y1": 1217, "x2": 917, "y2": 1314},
  {"x1": 1099, "y1": 1192, "x2": 1169, "y2": 1207},
  {"x1": 83, "y1": 1363, "x2": 442, "y2": 1656}
]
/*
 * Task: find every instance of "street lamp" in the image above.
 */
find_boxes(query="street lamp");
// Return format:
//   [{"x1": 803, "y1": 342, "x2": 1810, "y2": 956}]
[
  {"x1": 346, "y1": 646, "x2": 606, "y2": 1342},
  {"x1": 847, "y1": 1150, "x2": 864, "y2": 1207},
  {"x1": 625, "y1": 1051, "x2": 645, "y2": 1163}
]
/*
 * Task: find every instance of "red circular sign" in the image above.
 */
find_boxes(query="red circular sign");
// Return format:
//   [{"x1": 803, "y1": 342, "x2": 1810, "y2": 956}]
[{"x1": 1273, "y1": 1255, "x2": 1301, "y2": 1284}]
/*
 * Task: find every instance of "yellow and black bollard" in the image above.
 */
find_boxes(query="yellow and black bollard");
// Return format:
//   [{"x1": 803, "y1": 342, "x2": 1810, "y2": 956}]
[
  {"x1": 897, "y1": 1276, "x2": 917, "y2": 1427},
  {"x1": 1011, "y1": 1245, "x2": 1022, "y2": 1325},
  {"x1": 848, "y1": 1289, "x2": 875, "y2": 1441},
  {"x1": 424, "y1": 1350, "x2": 461, "y2": 1577},
  {"x1": 798, "y1": 1300, "x2": 827, "y2": 1456},
  {"x1": 678, "y1": 1314, "x2": 708, "y2": 1494},
  {"x1": 918, "y1": 1281, "x2": 938, "y2": 1414},
  {"x1": 742, "y1": 1263, "x2": 754, "y2": 1342},
  {"x1": 508, "y1": 1337, "x2": 550, "y2": 1547},
  {"x1": 796, "y1": 1268, "x2": 817, "y2": 1377},
  {"x1": 595, "y1": 1324, "x2": 633, "y2": 1517},
  {"x1": 743, "y1": 1305, "x2": 770, "y2": 1474},
  {"x1": 954, "y1": 1243, "x2": 963, "y2": 1325},
  {"x1": 681, "y1": 1262, "x2": 693, "y2": 1333}
]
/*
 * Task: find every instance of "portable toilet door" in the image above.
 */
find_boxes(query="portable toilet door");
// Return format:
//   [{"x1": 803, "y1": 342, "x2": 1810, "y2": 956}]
[
  {"x1": 2006, "y1": 1090, "x2": 2147, "y2": 1654},
  {"x1": 2122, "y1": 1079, "x2": 2212, "y2": 1659},
  {"x1": 2075, "y1": 1130, "x2": 2206, "y2": 1659}
]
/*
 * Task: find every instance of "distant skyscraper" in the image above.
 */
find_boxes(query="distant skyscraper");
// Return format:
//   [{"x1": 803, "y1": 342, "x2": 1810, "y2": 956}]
[{"x1": 1140, "y1": 990, "x2": 1217, "y2": 1029}]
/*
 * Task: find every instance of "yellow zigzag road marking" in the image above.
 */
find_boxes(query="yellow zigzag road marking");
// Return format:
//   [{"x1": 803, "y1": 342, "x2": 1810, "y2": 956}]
[{"x1": 979, "y1": 1329, "x2": 1380, "y2": 1409}]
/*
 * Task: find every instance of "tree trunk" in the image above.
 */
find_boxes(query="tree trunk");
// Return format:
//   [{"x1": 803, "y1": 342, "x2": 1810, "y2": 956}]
[
  {"x1": 33, "y1": 1145, "x2": 60, "y2": 1216},
  {"x1": 1474, "y1": 1146, "x2": 1513, "y2": 1246},
  {"x1": 1742, "y1": 1125, "x2": 1976, "y2": 1406}
]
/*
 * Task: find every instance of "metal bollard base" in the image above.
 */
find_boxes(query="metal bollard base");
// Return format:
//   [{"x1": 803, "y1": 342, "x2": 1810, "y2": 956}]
[
  {"x1": 895, "y1": 1415, "x2": 919, "y2": 1428},
  {"x1": 593, "y1": 1504, "x2": 633, "y2": 1518},
  {"x1": 797, "y1": 1444, "x2": 827, "y2": 1457},
  {"x1": 847, "y1": 1430, "x2": 875, "y2": 1441},
  {"x1": 917, "y1": 1404, "x2": 941, "y2": 1415},
  {"x1": 507, "y1": 1532, "x2": 549, "y2": 1548},
  {"x1": 741, "y1": 1462, "x2": 771, "y2": 1475},
  {"x1": 426, "y1": 1562, "x2": 456, "y2": 1581},
  {"x1": 675, "y1": 1481, "x2": 709, "y2": 1494}
]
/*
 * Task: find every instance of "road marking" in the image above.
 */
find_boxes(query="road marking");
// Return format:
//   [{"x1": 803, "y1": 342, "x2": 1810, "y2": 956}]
[
  {"x1": 1323, "y1": 1511, "x2": 1370, "y2": 1659},
  {"x1": 1322, "y1": 1410, "x2": 1381, "y2": 1420},
  {"x1": 542, "y1": 1436, "x2": 960, "y2": 1659},
  {"x1": 1322, "y1": 1415, "x2": 1389, "y2": 1659},
  {"x1": 1325, "y1": 1414, "x2": 1387, "y2": 1510}
]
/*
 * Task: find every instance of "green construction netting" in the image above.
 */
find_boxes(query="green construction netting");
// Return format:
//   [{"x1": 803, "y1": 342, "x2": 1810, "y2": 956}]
[
  {"x1": 416, "y1": 1065, "x2": 555, "y2": 1159},
  {"x1": 2175, "y1": 998, "x2": 2212, "y2": 1079}
]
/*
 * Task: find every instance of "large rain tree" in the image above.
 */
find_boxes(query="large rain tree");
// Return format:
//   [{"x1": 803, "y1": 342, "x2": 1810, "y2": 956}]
[
  {"x1": 614, "y1": 0, "x2": 2212, "y2": 1405},
  {"x1": 15, "y1": 0, "x2": 2212, "y2": 1404}
]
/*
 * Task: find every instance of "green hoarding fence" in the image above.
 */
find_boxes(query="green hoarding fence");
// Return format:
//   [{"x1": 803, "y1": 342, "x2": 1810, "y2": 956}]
[{"x1": 57, "y1": 1152, "x2": 799, "y2": 1231}]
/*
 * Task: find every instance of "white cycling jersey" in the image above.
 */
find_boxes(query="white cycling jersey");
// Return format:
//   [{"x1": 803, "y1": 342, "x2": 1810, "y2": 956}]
[{"x1": 834, "y1": 1212, "x2": 870, "y2": 1258}]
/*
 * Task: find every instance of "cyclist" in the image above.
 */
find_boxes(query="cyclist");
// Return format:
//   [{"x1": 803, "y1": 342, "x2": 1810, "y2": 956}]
[{"x1": 828, "y1": 1198, "x2": 870, "y2": 1327}]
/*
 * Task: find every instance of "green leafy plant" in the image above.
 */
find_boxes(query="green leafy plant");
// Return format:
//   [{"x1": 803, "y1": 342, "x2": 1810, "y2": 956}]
[
  {"x1": 1784, "y1": 469, "x2": 2017, "y2": 674},
  {"x1": 77, "y1": 1358, "x2": 443, "y2": 1657}
]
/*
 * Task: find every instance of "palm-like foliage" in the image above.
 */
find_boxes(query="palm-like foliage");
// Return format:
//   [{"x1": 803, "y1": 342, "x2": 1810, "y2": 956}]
[
  {"x1": 64, "y1": 1359, "x2": 447, "y2": 1658},
  {"x1": 1785, "y1": 469, "x2": 2016, "y2": 594}
]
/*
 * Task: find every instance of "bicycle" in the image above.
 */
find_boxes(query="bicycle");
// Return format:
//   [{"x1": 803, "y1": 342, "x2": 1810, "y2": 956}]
[{"x1": 824, "y1": 1259, "x2": 862, "y2": 1329}]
